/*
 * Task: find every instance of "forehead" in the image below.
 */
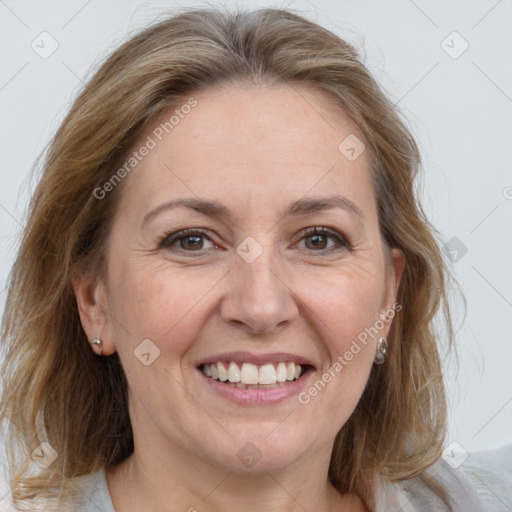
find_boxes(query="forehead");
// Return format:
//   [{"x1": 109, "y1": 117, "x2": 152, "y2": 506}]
[{"x1": 119, "y1": 83, "x2": 375, "y2": 217}]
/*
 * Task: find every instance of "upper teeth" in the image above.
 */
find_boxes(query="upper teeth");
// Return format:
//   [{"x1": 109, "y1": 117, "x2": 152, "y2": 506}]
[{"x1": 202, "y1": 362, "x2": 302, "y2": 385}]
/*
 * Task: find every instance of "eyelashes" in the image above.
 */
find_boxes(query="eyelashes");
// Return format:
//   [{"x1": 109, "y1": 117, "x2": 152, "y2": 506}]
[
  {"x1": 160, "y1": 228, "x2": 215, "y2": 251},
  {"x1": 295, "y1": 226, "x2": 349, "y2": 252},
  {"x1": 159, "y1": 226, "x2": 350, "y2": 255}
]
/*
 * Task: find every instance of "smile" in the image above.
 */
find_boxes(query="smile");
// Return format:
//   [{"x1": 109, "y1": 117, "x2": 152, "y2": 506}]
[{"x1": 201, "y1": 361, "x2": 305, "y2": 388}]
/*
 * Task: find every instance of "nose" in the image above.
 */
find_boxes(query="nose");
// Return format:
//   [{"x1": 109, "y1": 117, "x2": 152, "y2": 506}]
[{"x1": 219, "y1": 250, "x2": 299, "y2": 336}]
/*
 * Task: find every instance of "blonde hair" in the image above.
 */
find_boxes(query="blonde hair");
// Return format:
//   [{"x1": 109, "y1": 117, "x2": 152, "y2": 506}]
[{"x1": 0, "y1": 7, "x2": 454, "y2": 509}]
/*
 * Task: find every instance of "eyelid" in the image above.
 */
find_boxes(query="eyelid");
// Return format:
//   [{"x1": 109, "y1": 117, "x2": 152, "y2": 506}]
[
  {"x1": 293, "y1": 226, "x2": 350, "y2": 248},
  {"x1": 159, "y1": 228, "x2": 218, "y2": 249},
  {"x1": 159, "y1": 226, "x2": 350, "y2": 253}
]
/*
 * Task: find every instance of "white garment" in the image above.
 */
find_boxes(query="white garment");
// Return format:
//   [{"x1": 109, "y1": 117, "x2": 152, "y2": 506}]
[
  {"x1": 375, "y1": 455, "x2": 511, "y2": 511},
  {"x1": 3, "y1": 448, "x2": 511, "y2": 511},
  {"x1": 75, "y1": 449, "x2": 512, "y2": 512}
]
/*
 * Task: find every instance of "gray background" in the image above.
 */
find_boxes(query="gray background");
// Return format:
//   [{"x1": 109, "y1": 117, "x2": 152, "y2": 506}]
[{"x1": 0, "y1": 0, "x2": 511, "y2": 477}]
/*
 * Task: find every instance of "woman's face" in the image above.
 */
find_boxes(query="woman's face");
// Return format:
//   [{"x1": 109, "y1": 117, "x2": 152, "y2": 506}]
[{"x1": 78, "y1": 83, "x2": 402, "y2": 473}]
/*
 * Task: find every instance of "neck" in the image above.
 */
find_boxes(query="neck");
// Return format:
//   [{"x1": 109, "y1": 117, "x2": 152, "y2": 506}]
[
  {"x1": 106, "y1": 444, "x2": 367, "y2": 512},
  {"x1": 105, "y1": 396, "x2": 369, "y2": 512}
]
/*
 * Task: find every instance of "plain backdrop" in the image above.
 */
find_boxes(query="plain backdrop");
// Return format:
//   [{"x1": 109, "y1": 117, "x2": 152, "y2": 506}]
[{"x1": 0, "y1": 0, "x2": 511, "y2": 480}]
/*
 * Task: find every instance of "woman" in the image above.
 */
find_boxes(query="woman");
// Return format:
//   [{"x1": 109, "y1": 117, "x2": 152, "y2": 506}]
[{"x1": 0, "y1": 7, "x2": 498, "y2": 511}]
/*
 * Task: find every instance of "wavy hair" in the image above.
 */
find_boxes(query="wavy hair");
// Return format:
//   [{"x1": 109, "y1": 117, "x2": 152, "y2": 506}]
[{"x1": 0, "y1": 7, "x2": 454, "y2": 509}]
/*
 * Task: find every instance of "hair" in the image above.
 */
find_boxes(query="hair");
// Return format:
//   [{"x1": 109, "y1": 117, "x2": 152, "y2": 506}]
[{"x1": 0, "y1": 6, "x2": 455, "y2": 510}]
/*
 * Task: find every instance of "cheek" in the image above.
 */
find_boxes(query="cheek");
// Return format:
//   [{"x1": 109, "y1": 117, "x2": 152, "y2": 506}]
[
  {"x1": 294, "y1": 267, "x2": 383, "y2": 423},
  {"x1": 303, "y1": 267, "x2": 384, "y2": 357},
  {"x1": 107, "y1": 257, "x2": 221, "y2": 358}
]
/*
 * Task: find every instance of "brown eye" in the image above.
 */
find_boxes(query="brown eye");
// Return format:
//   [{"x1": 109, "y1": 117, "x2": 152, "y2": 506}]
[
  {"x1": 305, "y1": 232, "x2": 329, "y2": 250},
  {"x1": 160, "y1": 229, "x2": 215, "y2": 252},
  {"x1": 297, "y1": 227, "x2": 348, "y2": 252},
  {"x1": 179, "y1": 234, "x2": 204, "y2": 250}
]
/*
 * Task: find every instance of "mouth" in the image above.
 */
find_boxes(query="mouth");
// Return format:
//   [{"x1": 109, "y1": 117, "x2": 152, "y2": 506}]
[{"x1": 199, "y1": 361, "x2": 310, "y2": 389}]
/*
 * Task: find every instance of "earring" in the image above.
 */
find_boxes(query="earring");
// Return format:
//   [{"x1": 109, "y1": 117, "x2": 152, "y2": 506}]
[
  {"x1": 91, "y1": 337, "x2": 103, "y2": 356},
  {"x1": 374, "y1": 337, "x2": 387, "y2": 365}
]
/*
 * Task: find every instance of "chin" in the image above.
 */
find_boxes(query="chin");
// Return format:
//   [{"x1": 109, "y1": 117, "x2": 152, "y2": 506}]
[{"x1": 195, "y1": 424, "x2": 316, "y2": 473}]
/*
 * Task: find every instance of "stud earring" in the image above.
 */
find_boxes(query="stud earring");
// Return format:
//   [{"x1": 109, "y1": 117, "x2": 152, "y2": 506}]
[
  {"x1": 374, "y1": 337, "x2": 387, "y2": 365},
  {"x1": 91, "y1": 337, "x2": 103, "y2": 356}
]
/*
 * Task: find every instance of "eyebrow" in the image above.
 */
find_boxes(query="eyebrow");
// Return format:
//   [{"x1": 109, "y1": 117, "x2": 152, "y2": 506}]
[{"x1": 142, "y1": 194, "x2": 363, "y2": 226}]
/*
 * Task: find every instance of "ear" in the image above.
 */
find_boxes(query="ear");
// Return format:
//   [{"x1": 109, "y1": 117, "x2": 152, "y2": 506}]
[
  {"x1": 73, "y1": 273, "x2": 116, "y2": 356},
  {"x1": 378, "y1": 247, "x2": 405, "y2": 338}
]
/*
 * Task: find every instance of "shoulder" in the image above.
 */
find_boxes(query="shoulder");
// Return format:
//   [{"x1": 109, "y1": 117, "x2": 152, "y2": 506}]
[
  {"x1": 374, "y1": 445, "x2": 512, "y2": 512},
  {"x1": 459, "y1": 444, "x2": 512, "y2": 510}
]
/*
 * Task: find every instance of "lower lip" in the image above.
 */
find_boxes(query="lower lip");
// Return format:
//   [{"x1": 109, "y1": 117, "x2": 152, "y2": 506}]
[{"x1": 199, "y1": 368, "x2": 314, "y2": 405}]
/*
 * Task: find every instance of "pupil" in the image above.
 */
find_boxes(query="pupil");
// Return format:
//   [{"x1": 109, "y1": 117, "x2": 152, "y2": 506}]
[
  {"x1": 182, "y1": 235, "x2": 202, "y2": 250},
  {"x1": 308, "y1": 234, "x2": 326, "y2": 249}
]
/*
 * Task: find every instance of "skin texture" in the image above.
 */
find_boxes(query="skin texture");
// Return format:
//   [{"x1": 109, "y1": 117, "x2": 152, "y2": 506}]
[{"x1": 74, "y1": 82, "x2": 403, "y2": 512}]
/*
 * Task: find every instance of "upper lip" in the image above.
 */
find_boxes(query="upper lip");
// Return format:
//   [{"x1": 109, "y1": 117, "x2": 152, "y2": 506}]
[{"x1": 196, "y1": 351, "x2": 316, "y2": 368}]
